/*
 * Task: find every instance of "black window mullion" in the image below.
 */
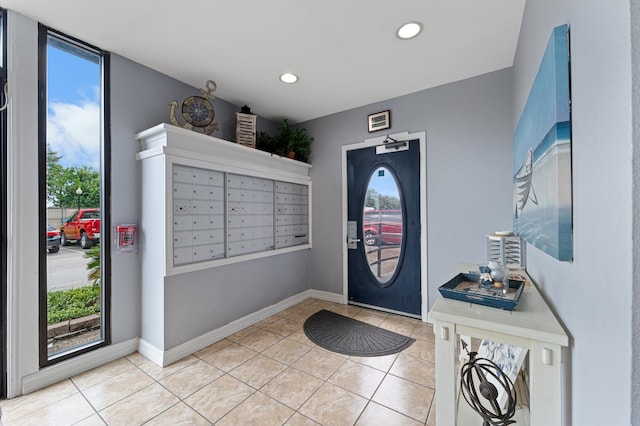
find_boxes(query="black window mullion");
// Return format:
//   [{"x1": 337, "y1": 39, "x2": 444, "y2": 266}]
[
  {"x1": 0, "y1": 7, "x2": 8, "y2": 398},
  {"x1": 37, "y1": 23, "x2": 49, "y2": 367}
]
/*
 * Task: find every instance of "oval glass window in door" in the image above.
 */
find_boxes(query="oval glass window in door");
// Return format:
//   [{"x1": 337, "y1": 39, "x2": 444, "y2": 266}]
[{"x1": 362, "y1": 166, "x2": 403, "y2": 285}]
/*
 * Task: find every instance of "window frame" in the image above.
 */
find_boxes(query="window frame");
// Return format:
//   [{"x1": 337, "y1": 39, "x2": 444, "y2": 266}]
[
  {"x1": 0, "y1": 7, "x2": 8, "y2": 398},
  {"x1": 37, "y1": 25, "x2": 111, "y2": 367}
]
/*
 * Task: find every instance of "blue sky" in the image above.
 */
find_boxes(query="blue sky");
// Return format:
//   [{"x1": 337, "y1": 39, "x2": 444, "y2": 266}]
[
  {"x1": 513, "y1": 24, "x2": 569, "y2": 175},
  {"x1": 47, "y1": 42, "x2": 101, "y2": 169},
  {"x1": 369, "y1": 167, "x2": 400, "y2": 197}
]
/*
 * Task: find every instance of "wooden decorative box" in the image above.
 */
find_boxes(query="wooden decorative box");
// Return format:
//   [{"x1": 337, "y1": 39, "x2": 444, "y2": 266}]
[{"x1": 236, "y1": 112, "x2": 257, "y2": 148}]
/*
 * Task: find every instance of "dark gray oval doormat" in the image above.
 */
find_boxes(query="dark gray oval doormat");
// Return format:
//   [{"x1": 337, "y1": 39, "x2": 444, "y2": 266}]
[{"x1": 303, "y1": 309, "x2": 416, "y2": 357}]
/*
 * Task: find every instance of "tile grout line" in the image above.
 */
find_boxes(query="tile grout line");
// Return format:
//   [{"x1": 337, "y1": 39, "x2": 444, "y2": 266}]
[{"x1": 5, "y1": 300, "x2": 435, "y2": 425}]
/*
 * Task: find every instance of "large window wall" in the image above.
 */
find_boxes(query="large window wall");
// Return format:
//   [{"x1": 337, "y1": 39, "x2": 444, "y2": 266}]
[{"x1": 38, "y1": 27, "x2": 111, "y2": 366}]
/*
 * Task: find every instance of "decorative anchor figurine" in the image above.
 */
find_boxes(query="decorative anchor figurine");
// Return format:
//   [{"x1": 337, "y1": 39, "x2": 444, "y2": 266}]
[{"x1": 169, "y1": 80, "x2": 219, "y2": 135}]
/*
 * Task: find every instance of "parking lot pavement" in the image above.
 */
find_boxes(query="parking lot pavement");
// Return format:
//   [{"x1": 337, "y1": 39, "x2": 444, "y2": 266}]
[{"x1": 46, "y1": 245, "x2": 92, "y2": 291}]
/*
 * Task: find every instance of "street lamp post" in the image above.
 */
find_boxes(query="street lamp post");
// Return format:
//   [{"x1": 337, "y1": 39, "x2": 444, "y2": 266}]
[{"x1": 76, "y1": 187, "x2": 83, "y2": 212}]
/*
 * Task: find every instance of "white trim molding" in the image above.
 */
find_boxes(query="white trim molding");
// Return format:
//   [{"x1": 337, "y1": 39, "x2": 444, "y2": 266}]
[
  {"x1": 20, "y1": 289, "x2": 344, "y2": 393},
  {"x1": 6, "y1": 11, "x2": 40, "y2": 399},
  {"x1": 139, "y1": 289, "x2": 343, "y2": 367},
  {"x1": 22, "y1": 338, "x2": 138, "y2": 395}
]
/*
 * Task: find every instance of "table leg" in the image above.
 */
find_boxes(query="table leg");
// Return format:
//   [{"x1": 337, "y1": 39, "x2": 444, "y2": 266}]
[
  {"x1": 529, "y1": 341, "x2": 563, "y2": 425},
  {"x1": 434, "y1": 320, "x2": 457, "y2": 426}
]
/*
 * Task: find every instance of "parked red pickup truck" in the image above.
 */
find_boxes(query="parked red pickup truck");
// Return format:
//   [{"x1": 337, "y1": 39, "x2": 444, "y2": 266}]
[
  {"x1": 363, "y1": 209, "x2": 402, "y2": 246},
  {"x1": 60, "y1": 208, "x2": 101, "y2": 249}
]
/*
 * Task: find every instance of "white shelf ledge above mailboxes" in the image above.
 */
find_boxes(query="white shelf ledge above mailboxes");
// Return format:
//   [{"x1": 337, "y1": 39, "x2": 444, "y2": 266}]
[{"x1": 136, "y1": 123, "x2": 311, "y2": 183}]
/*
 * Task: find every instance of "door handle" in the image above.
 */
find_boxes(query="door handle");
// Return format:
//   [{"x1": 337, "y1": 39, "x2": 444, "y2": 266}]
[{"x1": 347, "y1": 221, "x2": 359, "y2": 249}]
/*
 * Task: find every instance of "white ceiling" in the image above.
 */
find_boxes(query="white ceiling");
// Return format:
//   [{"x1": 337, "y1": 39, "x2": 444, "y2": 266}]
[{"x1": 0, "y1": 0, "x2": 525, "y2": 123}]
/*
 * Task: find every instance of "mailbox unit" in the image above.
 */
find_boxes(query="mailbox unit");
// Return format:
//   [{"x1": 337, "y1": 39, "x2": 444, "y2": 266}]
[{"x1": 136, "y1": 123, "x2": 311, "y2": 277}]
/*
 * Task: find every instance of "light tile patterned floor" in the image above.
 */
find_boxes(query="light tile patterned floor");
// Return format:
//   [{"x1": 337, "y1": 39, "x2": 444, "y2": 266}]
[{"x1": 0, "y1": 299, "x2": 436, "y2": 425}]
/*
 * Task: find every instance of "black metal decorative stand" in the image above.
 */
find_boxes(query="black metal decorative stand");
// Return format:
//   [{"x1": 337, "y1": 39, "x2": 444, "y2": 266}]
[{"x1": 459, "y1": 341, "x2": 518, "y2": 426}]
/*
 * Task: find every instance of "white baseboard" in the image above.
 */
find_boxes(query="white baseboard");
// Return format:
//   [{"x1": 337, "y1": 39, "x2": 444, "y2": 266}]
[
  {"x1": 19, "y1": 289, "x2": 343, "y2": 394},
  {"x1": 21, "y1": 338, "x2": 139, "y2": 395},
  {"x1": 140, "y1": 289, "x2": 343, "y2": 367},
  {"x1": 136, "y1": 338, "x2": 166, "y2": 367},
  {"x1": 308, "y1": 289, "x2": 344, "y2": 304}
]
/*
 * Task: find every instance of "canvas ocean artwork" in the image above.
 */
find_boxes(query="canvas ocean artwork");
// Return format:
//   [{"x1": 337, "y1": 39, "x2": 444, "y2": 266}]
[{"x1": 513, "y1": 24, "x2": 572, "y2": 261}]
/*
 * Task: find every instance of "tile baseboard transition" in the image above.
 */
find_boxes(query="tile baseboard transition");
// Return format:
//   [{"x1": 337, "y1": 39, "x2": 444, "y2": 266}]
[
  {"x1": 18, "y1": 289, "x2": 342, "y2": 396},
  {"x1": 139, "y1": 289, "x2": 343, "y2": 367},
  {"x1": 21, "y1": 338, "x2": 139, "y2": 396}
]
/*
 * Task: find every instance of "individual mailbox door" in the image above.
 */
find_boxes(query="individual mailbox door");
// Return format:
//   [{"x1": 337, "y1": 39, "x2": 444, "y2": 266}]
[
  {"x1": 171, "y1": 166, "x2": 309, "y2": 266},
  {"x1": 174, "y1": 215, "x2": 193, "y2": 232},
  {"x1": 173, "y1": 166, "x2": 192, "y2": 183}
]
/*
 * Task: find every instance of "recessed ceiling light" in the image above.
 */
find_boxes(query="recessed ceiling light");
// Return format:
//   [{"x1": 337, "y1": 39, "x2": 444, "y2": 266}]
[
  {"x1": 397, "y1": 21, "x2": 423, "y2": 40},
  {"x1": 280, "y1": 73, "x2": 298, "y2": 84}
]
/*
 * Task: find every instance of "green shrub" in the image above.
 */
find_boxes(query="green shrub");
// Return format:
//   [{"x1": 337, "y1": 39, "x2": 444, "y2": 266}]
[
  {"x1": 47, "y1": 284, "x2": 101, "y2": 324},
  {"x1": 85, "y1": 245, "x2": 101, "y2": 286}
]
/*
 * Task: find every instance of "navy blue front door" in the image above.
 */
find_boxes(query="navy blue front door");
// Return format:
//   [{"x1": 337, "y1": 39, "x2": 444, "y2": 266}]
[{"x1": 347, "y1": 140, "x2": 421, "y2": 316}]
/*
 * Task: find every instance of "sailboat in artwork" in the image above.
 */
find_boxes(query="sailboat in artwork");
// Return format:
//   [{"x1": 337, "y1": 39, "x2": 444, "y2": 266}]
[{"x1": 515, "y1": 148, "x2": 538, "y2": 217}]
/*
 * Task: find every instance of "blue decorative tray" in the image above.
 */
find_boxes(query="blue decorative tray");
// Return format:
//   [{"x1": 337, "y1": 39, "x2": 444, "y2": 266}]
[{"x1": 438, "y1": 273, "x2": 525, "y2": 311}]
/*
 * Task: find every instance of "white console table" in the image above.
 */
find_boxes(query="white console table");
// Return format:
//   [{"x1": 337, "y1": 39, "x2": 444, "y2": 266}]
[{"x1": 430, "y1": 265, "x2": 568, "y2": 426}]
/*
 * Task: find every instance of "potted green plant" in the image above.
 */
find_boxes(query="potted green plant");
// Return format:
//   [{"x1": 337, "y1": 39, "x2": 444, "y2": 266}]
[
  {"x1": 285, "y1": 123, "x2": 313, "y2": 163},
  {"x1": 256, "y1": 131, "x2": 283, "y2": 156},
  {"x1": 256, "y1": 119, "x2": 313, "y2": 163}
]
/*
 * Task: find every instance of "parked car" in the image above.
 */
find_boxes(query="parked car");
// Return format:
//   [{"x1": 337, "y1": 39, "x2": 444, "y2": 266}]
[
  {"x1": 47, "y1": 223, "x2": 61, "y2": 253},
  {"x1": 60, "y1": 208, "x2": 101, "y2": 249},
  {"x1": 363, "y1": 209, "x2": 402, "y2": 246}
]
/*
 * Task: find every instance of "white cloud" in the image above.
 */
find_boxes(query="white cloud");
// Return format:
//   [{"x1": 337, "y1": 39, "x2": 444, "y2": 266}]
[{"x1": 47, "y1": 101, "x2": 101, "y2": 169}]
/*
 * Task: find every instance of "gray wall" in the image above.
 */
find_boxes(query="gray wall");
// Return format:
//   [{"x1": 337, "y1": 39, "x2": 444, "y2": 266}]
[
  {"x1": 165, "y1": 250, "x2": 310, "y2": 348},
  {"x1": 109, "y1": 55, "x2": 284, "y2": 346},
  {"x1": 513, "y1": 0, "x2": 633, "y2": 424},
  {"x1": 300, "y1": 68, "x2": 514, "y2": 309},
  {"x1": 109, "y1": 54, "x2": 187, "y2": 343}
]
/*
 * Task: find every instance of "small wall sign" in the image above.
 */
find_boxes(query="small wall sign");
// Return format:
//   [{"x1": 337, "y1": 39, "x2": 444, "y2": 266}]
[{"x1": 367, "y1": 110, "x2": 391, "y2": 132}]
